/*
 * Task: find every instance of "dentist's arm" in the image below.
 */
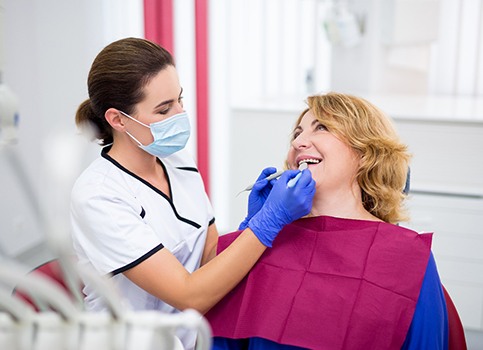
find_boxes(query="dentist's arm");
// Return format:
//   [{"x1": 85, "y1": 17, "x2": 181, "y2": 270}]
[
  {"x1": 123, "y1": 169, "x2": 315, "y2": 314},
  {"x1": 200, "y1": 224, "x2": 219, "y2": 266}
]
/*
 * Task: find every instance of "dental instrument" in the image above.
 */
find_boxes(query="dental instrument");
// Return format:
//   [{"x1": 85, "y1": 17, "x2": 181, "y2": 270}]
[
  {"x1": 287, "y1": 169, "x2": 304, "y2": 188},
  {"x1": 241, "y1": 162, "x2": 308, "y2": 193},
  {"x1": 242, "y1": 170, "x2": 284, "y2": 192}
]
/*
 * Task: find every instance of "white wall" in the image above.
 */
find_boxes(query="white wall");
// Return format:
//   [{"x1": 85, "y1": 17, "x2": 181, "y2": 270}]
[
  {"x1": 208, "y1": 0, "x2": 332, "y2": 232},
  {"x1": 0, "y1": 0, "x2": 143, "y2": 265}
]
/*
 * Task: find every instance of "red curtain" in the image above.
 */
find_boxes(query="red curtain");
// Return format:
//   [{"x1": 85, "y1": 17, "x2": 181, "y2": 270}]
[
  {"x1": 144, "y1": 0, "x2": 210, "y2": 195},
  {"x1": 143, "y1": 0, "x2": 174, "y2": 54}
]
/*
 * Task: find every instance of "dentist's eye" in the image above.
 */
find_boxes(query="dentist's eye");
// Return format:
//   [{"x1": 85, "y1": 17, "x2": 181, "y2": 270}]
[
  {"x1": 158, "y1": 108, "x2": 170, "y2": 115},
  {"x1": 158, "y1": 102, "x2": 175, "y2": 115}
]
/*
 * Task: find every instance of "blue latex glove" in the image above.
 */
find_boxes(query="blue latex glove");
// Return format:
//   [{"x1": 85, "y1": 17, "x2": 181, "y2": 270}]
[
  {"x1": 248, "y1": 169, "x2": 315, "y2": 247},
  {"x1": 238, "y1": 167, "x2": 277, "y2": 230}
]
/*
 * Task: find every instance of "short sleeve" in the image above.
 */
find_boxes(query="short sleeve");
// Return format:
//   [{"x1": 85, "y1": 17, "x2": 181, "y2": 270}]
[{"x1": 71, "y1": 181, "x2": 163, "y2": 275}]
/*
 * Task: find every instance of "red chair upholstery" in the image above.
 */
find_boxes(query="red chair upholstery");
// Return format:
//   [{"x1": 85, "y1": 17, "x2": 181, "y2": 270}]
[
  {"x1": 13, "y1": 259, "x2": 73, "y2": 310},
  {"x1": 442, "y1": 285, "x2": 467, "y2": 350}
]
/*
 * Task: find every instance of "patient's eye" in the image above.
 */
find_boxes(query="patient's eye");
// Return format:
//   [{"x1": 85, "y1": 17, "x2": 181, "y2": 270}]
[
  {"x1": 292, "y1": 129, "x2": 302, "y2": 140},
  {"x1": 315, "y1": 123, "x2": 327, "y2": 132}
]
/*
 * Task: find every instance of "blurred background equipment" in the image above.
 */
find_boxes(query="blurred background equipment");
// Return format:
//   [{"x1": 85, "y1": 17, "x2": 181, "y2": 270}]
[{"x1": 0, "y1": 77, "x2": 19, "y2": 147}]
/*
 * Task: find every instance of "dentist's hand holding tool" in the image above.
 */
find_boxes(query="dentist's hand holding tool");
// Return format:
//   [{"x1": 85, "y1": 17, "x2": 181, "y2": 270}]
[
  {"x1": 287, "y1": 163, "x2": 307, "y2": 187},
  {"x1": 238, "y1": 167, "x2": 277, "y2": 230},
  {"x1": 242, "y1": 163, "x2": 315, "y2": 247},
  {"x1": 241, "y1": 162, "x2": 308, "y2": 193},
  {"x1": 239, "y1": 163, "x2": 308, "y2": 230}
]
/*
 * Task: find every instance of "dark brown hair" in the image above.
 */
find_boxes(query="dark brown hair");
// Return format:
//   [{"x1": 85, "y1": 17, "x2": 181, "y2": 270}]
[{"x1": 75, "y1": 37, "x2": 174, "y2": 145}]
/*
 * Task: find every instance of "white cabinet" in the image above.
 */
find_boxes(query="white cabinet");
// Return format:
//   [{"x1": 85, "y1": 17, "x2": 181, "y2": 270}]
[
  {"x1": 386, "y1": 96, "x2": 483, "y2": 331},
  {"x1": 402, "y1": 194, "x2": 483, "y2": 329}
]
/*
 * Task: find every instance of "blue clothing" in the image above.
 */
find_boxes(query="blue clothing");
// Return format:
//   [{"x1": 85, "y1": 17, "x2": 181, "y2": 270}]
[
  {"x1": 401, "y1": 253, "x2": 448, "y2": 350},
  {"x1": 212, "y1": 253, "x2": 448, "y2": 350}
]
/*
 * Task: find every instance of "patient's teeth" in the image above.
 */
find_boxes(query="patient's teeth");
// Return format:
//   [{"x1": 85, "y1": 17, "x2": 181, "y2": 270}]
[{"x1": 298, "y1": 158, "x2": 321, "y2": 166}]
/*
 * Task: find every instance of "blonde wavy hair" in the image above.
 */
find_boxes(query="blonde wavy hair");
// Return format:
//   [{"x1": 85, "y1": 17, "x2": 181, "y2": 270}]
[{"x1": 288, "y1": 92, "x2": 411, "y2": 224}]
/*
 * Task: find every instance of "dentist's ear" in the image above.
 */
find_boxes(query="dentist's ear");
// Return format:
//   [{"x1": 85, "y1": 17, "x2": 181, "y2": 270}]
[{"x1": 105, "y1": 108, "x2": 126, "y2": 131}]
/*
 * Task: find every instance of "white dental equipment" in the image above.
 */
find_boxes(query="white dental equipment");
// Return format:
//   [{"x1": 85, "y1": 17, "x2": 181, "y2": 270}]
[
  {"x1": 122, "y1": 309, "x2": 212, "y2": 350},
  {"x1": 0, "y1": 259, "x2": 79, "y2": 350},
  {"x1": 0, "y1": 262, "x2": 79, "y2": 321},
  {"x1": 241, "y1": 162, "x2": 308, "y2": 193},
  {"x1": 0, "y1": 254, "x2": 213, "y2": 350},
  {"x1": 0, "y1": 288, "x2": 34, "y2": 349},
  {"x1": 0, "y1": 288, "x2": 35, "y2": 322},
  {"x1": 0, "y1": 80, "x2": 19, "y2": 147}
]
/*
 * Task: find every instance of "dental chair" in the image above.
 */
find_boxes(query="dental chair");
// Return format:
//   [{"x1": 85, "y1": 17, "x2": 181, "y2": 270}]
[
  {"x1": 12, "y1": 259, "x2": 76, "y2": 310},
  {"x1": 12, "y1": 260, "x2": 69, "y2": 311},
  {"x1": 442, "y1": 285, "x2": 467, "y2": 350}
]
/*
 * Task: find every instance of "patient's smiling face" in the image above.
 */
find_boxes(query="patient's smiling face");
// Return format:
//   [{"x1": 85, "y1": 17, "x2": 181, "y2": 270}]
[{"x1": 286, "y1": 110, "x2": 360, "y2": 195}]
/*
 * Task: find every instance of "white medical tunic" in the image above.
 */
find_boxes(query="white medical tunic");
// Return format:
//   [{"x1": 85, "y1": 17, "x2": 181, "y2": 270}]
[{"x1": 70, "y1": 147, "x2": 214, "y2": 349}]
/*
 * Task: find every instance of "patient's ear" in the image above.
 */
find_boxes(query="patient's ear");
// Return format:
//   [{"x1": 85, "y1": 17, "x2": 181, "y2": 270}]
[{"x1": 105, "y1": 108, "x2": 126, "y2": 132}]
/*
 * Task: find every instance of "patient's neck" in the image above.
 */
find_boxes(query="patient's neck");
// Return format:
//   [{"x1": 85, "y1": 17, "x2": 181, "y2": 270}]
[{"x1": 309, "y1": 188, "x2": 382, "y2": 222}]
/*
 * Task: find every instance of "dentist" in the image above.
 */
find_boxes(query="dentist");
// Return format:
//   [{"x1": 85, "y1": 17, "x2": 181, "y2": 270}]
[{"x1": 70, "y1": 37, "x2": 315, "y2": 350}]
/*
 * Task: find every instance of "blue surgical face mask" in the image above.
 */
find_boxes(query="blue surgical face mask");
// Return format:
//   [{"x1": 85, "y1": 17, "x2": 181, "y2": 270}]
[{"x1": 120, "y1": 111, "x2": 191, "y2": 158}]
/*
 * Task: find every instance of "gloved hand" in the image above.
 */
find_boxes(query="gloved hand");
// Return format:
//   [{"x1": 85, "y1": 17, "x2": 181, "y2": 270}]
[
  {"x1": 238, "y1": 167, "x2": 278, "y2": 230},
  {"x1": 248, "y1": 169, "x2": 315, "y2": 247}
]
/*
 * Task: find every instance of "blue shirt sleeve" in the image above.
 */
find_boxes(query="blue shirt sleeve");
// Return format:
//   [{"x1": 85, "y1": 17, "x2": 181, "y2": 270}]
[{"x1": 401, "y1": 252, "x2": 449, "y2": 350}]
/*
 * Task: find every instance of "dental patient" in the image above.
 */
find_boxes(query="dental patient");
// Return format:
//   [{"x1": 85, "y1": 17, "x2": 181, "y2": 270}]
[{"x1": 206, "y1": 92, "x2": 448, "y2": 350}]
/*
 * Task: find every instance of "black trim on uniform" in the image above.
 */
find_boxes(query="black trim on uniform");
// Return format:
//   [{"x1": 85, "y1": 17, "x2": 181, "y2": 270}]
[
  {"x1": 110, "y1": 243, "x2": 164, "y2": 276},
  {"x1": 209, "y1": 217, "x2": 216, "y2": 226},
  {"x1": 101, "y1": 147, "x2": 201, "y2": 229},
  {"x1": 176, "y1": 166, "x2": 199, "y2": 173},
  {"x1": 140, "y1": 206, "x2": 146, "y2": 219}
]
